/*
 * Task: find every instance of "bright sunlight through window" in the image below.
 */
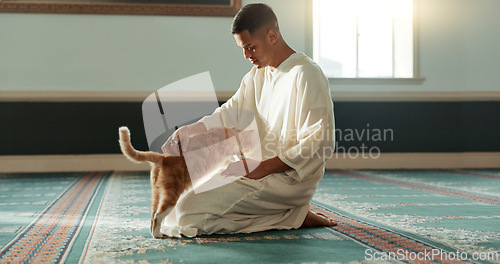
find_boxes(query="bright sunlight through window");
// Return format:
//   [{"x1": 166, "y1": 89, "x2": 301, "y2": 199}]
[{"x1": 313, "y1": 0, "x2": 414, "y2": 78}]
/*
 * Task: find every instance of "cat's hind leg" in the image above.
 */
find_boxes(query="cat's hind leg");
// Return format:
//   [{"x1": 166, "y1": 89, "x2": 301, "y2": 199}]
[
  {"x1": 150, "y1": 166, "x2": 160, "y2": 236},
  {"x1": 151, "y1": 191, "x2": 177, "y2": 239},
  {"x1": 151, "y1": 207, "x2": 173, "y2": 239}
]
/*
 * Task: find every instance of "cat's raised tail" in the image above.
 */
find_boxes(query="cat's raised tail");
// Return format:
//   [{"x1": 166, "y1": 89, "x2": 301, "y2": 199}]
[{"x1": 119, "y1": 126, "x2": 163, "y2": 164}]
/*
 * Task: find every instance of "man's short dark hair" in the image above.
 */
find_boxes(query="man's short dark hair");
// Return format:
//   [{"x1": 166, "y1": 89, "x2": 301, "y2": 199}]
[{"x1": 231, "y1": 3, "x2": 278, "y2": 35}]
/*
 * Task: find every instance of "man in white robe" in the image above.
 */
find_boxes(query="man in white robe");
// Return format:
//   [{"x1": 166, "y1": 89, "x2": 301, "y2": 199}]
[{"x1": 161, "y1": 3, "x2": 336, "y2": 238}]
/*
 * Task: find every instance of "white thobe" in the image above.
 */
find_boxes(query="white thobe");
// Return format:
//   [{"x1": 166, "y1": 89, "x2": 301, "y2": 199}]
[{"x1": 162, "y1": 53, "x2": 335, "y2": 238}]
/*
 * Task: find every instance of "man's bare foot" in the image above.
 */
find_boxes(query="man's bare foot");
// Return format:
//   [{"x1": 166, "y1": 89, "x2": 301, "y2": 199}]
[{"x1": 301, "y1": 210, "x2": 337, "y2": 228}]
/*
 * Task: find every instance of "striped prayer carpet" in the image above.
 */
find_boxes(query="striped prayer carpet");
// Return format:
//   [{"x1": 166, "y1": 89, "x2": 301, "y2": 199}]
[{"x1": 0, "y1": 170, "x2": 499, "y2": 263}]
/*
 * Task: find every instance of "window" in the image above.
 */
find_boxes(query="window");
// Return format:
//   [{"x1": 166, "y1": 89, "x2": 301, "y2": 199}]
[{"x1": 313, "y1": 0, "x2": 417, "y2": 79}]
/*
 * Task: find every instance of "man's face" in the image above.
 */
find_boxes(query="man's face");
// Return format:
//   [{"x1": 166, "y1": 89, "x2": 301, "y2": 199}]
[{"x1": 234, "y1": 30, "x2": 273, "y2": 69}]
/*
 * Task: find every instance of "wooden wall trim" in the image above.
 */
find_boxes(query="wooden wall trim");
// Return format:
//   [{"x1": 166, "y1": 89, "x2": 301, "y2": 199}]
[
  {"x1": 325, "y1": 152, "x2": 500, "y2": 170},
  {"x1": 1, "y1": 153, "x2": 498, "y2": 173},
  {"x1": 2, "y1": 91, "x2": 500, "y2": 103},
  {"x1": 331, "y1": 92, "x2": 500, "y2": 102}
]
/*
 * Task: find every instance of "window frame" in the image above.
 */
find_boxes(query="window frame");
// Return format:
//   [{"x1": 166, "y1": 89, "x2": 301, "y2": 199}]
[{"x1": 309, "y1": 0, "x2": 424, "y2": 84}]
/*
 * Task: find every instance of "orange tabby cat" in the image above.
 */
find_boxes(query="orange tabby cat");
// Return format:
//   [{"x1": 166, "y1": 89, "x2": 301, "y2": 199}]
[
  {"x1": 119, "y1": 126, "x2": 191, "y2": 238},
  {"x1": 118, "y1": 126, "x2": 257, "y2": 238}
]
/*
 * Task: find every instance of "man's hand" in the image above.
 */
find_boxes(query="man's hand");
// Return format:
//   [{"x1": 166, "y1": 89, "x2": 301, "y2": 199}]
[
  {"x1": 221, "y1": 158, "x2": 261, "y2": 179},
  {"x1": 221, "y1": 156, "x2": 292, "y2": 180},
  {"x1": 161, "y1": 122, "x2": 207, "y2": 155}
]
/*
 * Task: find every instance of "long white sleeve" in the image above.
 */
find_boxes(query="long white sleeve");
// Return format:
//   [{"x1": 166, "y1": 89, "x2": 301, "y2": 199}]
[{"x1": 277, "y1": 65, "x2": 335, "y2": 182}]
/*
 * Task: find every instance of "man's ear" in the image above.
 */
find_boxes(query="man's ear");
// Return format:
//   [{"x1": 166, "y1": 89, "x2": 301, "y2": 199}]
[{"x1": 267, "y1": 29, "x2": 279, "y2": 44}]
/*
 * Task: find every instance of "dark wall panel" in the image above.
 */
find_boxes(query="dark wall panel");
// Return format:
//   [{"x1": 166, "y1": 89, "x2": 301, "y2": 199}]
[
  {"x1": 0, "y1": 101, "x2": 499, "y2": 155},
  {"x1": 0, "y1": 102, "x2": 147, "y2": 155},
  {"x1": 333, "y1": 101, "x2": 500, "y2": 153}
]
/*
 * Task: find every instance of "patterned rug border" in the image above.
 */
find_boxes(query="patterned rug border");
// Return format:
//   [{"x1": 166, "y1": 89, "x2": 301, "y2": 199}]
[
  {"x1": 0, "y1": 175, "x2": 80, "y2": 258},
  {"x1": 0, "y1": 172, "x2": 108, "y2": 264},
  {"x1": 77, "y1": 172, "x2": 115, "y2": 264},
  {"x1": 310, "y1": 203, "x2": 476, "y2": 264},
  {"x1": 63, "y1": 172, "x2": 110, "y2": 264}
]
